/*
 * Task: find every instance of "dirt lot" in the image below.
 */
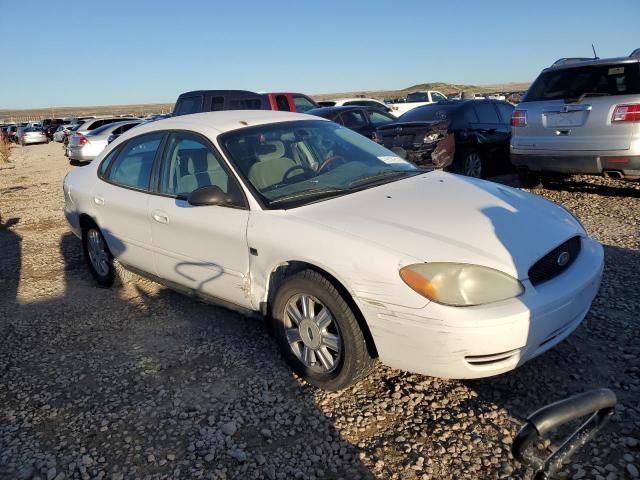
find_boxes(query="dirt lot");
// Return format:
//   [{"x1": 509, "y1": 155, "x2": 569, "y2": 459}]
[{"x1": 0, "y1": 142, "x2": 639, "y2": 480}]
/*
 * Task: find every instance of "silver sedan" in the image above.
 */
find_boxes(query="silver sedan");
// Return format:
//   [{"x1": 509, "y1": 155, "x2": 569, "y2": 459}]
[{"x1": 20, "y1": 128, "x2": 49, "y2": 146}]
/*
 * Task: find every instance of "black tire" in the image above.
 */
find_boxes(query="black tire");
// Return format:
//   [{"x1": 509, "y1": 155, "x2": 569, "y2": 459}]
[
  {"x1": 517, "y1": 170, "x2": 542, "y2": 188},
  {"x1": 82, "y1": 222, "x2": 130, "y2": 287},
  {"x1": 272, "y1": 270, "x2": 375, "y2": 390}
]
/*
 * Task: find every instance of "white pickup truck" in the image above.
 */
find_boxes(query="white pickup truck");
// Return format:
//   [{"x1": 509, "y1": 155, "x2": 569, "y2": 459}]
[{"x1": 387, "y1": 90, "x2": 448, "y2": 116}]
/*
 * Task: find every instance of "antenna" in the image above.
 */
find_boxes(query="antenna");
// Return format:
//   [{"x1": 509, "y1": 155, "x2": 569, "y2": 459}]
[{"x1": 592, "y1": 44, "x2": 598, "y2": 59}]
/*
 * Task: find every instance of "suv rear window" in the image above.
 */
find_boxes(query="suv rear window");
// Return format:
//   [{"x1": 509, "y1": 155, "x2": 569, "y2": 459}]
[
  {"x1": 526, "y1": 62, "x2": 640, "y2": 102},
  {"x1": 174, "y1": 95, "x2": 203, "y2": 115}
]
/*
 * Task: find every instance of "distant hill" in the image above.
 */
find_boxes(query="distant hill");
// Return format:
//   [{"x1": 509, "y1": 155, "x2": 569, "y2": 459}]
[{"x1": 314, "y1": 81, "x2": 530, "y2": 101}]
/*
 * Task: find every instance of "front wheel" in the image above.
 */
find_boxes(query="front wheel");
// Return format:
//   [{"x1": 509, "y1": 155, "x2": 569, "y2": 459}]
[{"x1": 272, "y1": 270, "x2": 375, "y2": 390}]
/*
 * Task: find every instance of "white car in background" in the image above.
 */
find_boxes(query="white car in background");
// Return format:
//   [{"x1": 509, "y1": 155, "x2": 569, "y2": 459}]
[
  {"x1": 317, "y1": 98, "x2": 393, "y2": 114},
  {"x1": 63, "y1": 111, "x2": 604, "y2": 390},
  {"x1": 68, "y1": 120, "x2": 141, "y2": 162},
  {"x1": 387, "y1": 90, "x2": 448, "y2": 116},
  {"x1": 53, "y1": 124, "x2": 76, "y2": 142}
]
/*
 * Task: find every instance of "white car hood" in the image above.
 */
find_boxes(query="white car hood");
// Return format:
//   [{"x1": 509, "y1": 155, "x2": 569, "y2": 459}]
[{"x1": 291, "y1": 171, "x2": 583, "y2": 280}]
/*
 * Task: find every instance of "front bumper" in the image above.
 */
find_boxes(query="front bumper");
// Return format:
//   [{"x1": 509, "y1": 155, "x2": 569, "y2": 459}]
[
  {"x1": 511, "y1": 150, "x2": 640, "y2": 177},
  {"x1": 356, "y1": 236, "x2": 604, "y2": 379}
]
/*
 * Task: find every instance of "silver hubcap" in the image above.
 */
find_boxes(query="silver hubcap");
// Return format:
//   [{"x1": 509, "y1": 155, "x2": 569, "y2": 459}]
[
  {"x1": 464, "y1": 152, "x2": 482, "y2": 178},
  {"x1": 284, "y1": 294, "x2": 342, "y2": 373},
  {"x1": 87, "y1": 228, "x2": 110, "y2": 277}
]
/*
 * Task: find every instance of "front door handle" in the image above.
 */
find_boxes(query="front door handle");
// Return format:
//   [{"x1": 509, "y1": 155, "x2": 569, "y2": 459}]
[
  {"x1": 93, "y1": 196, "x2": 104, "y2": 206},
  {"x1": 152, "y1": 211, "x2": 169, "y2": 224}
]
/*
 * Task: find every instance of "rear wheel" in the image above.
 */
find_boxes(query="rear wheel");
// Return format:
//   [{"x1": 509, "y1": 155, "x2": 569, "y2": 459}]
[
  {"x1": 461, "y1": 149, "x2": 484, "y2": 178},
  {"x1": 82, "y1": 222, "x2": 131, "y2": 287},
  {"x1": 272, "y1": 270, "x2": 375, "y2": 390}
]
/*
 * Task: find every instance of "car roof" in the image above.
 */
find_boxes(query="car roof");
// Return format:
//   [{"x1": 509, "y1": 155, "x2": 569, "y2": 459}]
[
  {"x1": 109, "y1": 110, "x2": 326, "y2": 146},
  {"x1": 544, "y1": 55, "x2": 640, "y2": 72},
  {"x1": 177, "y1": 89, "x2": 261, "y2": 97}
]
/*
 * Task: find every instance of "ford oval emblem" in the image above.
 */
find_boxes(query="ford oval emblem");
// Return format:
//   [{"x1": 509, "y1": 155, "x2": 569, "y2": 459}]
[{"x1": 557, "y1": 251, "x2": 570, "y2": 267}]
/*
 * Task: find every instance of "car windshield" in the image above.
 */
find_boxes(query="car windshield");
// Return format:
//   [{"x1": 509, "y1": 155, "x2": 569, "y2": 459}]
[{"x1": 220, "y1": 120, "x2": 419, "y2": 209}]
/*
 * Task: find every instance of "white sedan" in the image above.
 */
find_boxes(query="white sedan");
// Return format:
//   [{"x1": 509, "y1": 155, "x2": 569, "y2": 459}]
[{"x1": 63, "y1": 111, "x2": 604, "y2": 390}]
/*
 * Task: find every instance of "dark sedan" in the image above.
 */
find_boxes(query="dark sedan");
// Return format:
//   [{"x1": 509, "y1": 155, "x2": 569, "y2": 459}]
[
  {"x1": 375, "y1": 100, "x2": 514, "y2": 178},
  {"x1": 305, "y1": 106, "x2": 396, "y2": 140}
]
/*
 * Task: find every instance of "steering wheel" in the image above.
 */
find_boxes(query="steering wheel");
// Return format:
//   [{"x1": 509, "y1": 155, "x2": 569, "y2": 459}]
[
  {"x1": 282, "y1": 165, "x2": 314, "y2": 183},
  {"x1": 317, "y1": 155, "x2": 346, "y2": 173}
]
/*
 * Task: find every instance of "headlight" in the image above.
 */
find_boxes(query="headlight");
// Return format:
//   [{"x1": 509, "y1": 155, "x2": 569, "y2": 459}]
[
  {"x1": 423, "y1": 133, "x2": 439, "y2": 143},
  {"x1": 399, "y1": 263, "x2": 523, "y2": 307}
]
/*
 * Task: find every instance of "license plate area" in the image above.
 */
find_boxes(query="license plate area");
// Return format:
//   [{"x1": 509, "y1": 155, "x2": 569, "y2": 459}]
[{"x1": 543, "y1": 111, "x2": 588, "y2": 128}]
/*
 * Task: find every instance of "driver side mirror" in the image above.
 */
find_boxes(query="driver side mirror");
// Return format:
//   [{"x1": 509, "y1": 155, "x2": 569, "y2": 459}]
[{"x1": 187, "y1": 185, "x2": 242, "y2": 208}]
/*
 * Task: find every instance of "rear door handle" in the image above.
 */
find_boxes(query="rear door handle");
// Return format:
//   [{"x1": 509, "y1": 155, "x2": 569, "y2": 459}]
[
  {"x1": 93, "y1": 196, "x2": 104, "y2": 206},
  {"x1": 152, "y1": 211, "x2": 169, "y2": 224}
]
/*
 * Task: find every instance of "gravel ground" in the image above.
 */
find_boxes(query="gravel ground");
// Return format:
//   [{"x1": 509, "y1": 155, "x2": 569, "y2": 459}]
[{"x1": 0, "y1": 142, "x2": 638, "y2": 480}]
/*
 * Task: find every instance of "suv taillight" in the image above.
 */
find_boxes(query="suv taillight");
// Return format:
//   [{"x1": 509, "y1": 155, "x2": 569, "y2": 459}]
[
  {"x1": 612, "y1": 104, "x2": 640, "y2": 123},
  {"x1": 511, "y1": 109, "x2": 527, "y2": 127}
]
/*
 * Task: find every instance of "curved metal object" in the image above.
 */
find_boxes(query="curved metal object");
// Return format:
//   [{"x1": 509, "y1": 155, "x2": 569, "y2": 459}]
[{"x1": 512, "y1": 388, "x2": 617, "y2": 480}]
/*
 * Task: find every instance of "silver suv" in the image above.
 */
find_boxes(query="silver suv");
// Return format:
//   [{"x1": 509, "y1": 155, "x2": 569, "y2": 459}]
[{"x1": 511, "y1": 50, "x2": 640, "y2": 186}]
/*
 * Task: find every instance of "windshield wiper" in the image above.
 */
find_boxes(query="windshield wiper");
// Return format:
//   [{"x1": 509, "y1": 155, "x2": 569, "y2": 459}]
[
  {"x1": 565, "y1": 92, "x2": 611, "y2": 104},
  {"x1": 347, "y1": 169, "x2": 419, "y2": 189},
  {"x1": 269, "y1": 187, "x2": 348, "y2": 205}
]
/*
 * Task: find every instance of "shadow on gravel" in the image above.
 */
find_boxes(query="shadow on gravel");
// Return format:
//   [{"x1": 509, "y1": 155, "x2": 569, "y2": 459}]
[
  {"x1": 540, "y1": 177, "x2": 640, "y2": 198},
  {"x1": 0, "y1": 231, "x2": 374, "y2": 479}
]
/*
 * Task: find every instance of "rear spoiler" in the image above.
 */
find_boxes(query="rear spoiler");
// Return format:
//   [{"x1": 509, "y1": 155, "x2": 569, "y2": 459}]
[{"x1": 551, "y1": 57, "x2": 593, "y2": 67}]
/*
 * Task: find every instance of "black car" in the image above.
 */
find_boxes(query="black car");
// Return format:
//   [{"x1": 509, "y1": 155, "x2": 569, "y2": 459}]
[
  {"x1": 375, "y1": 100, "x2": 514, "y2": 178},
  {"x1": 305, "y1": 106, "x2": 396, "y2": 140},
  {"x1": 173, "y1": 90, "x2": 267, "y2": 116},
  {"x1": 41, "y1": 118, "x2": 65, "y2": 139}
]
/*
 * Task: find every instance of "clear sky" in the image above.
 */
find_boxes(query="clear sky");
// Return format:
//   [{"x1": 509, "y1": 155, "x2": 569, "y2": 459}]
[{"x1": 1, "y1": 0, "x2": 638, "y2": 109}]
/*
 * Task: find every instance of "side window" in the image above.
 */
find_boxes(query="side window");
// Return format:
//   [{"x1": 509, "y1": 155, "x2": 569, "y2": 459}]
[
  {"x1": 496, "y1": 103, "x2": 515, "y2": 125},
  {"x1": 107, "y1": 133, "x2": 163, "y2": 190},
  {"x1": 293, "y1": 95, "x2": 315, "y2": 113},
  {"x1": 430, "y1": 92, "x2": 447, "y2": 102},
  {"x1": 275, "y1": 95, "x2": 291, "y2": 111},
  {"x1": 474, "y1": 103, "x2": 500, "y2": 123},
  {"x1": 159, "y1": 133, "x2": 232, "y2": 199},
  {"x1": 367, "y1": 110, "x2": 394, "y2": 127},
  {"x1": 175, "y1": 95, "x2": 203, "y2": 115},
  {"x1": 211, "y1": 96, "x2": 224, "y2": 111},
  {"x1": 339, "y1": 110, "x2": 367, "y2": 129},
  {"x1": 98, "y1": 147, "x2": 120, "y2": 178},
  {"x1": 229, "y1": 98, "x2": 263, "y2": 110}
]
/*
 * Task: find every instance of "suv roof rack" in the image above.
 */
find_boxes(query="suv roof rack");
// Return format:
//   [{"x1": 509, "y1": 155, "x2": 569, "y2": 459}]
[
  {"x1": 630, "y1": 48, "x2": 640, "y2": 58},
  {"x1": 551, "y1": 57, "x2": 593, "y2": 67}
]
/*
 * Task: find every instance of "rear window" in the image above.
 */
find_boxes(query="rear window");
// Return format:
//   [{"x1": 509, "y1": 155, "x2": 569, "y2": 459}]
[
  {"x1": 525, "y1": 63, "x2": 640, "y2": 102},
  {"x1": 398, "y1": 105, "x2": 458, "y2": 122},
  {"x1": 406, "y1": 92, "x2": 429, "y2": 102}
]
